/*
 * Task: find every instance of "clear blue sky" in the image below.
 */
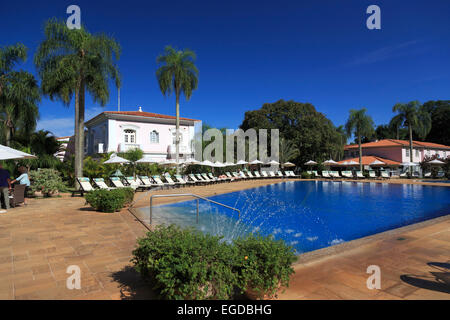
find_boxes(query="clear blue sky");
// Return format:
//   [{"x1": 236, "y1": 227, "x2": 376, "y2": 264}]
[{"x1": 2, "y1": 0, "x2": 450, "y2": 137}]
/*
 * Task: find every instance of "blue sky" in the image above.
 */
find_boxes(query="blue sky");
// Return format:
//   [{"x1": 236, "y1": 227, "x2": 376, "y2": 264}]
[{"x1": 2, "y1": 0, "x2": 450, "y2": 137}]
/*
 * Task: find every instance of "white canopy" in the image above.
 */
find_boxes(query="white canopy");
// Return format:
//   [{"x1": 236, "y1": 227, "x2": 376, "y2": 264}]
[
  {"x1": 136, "y1": 156, "x2": 161, "y2": 164},
  {"x1": 283, "y1": 162, "x2": 296, "y2": 167},
  {"x1": 223, "y1": 162, "x2": 236, "y2": 166},
  {"x1": 304, "y1": 160, "x2": 317, "y2": 165},
  {"x1": 249, "y1": 159, "x2": 263, "y2": 165},
  {"x1": 427, "y1": 159, "x2": 445, "y2": 165},
  {"x1": 401, "y1": 162, "x2": 419, "y2": 167},
  {"x1": 236, "y1": 160, "x2": 248, "y2": 165},
  {"x1": 0, "y1": 144, "x2": 36, "y2": 160},
  {"x1": 104, "y1": 154, "x2": 130, "y2": 164},
  {"x1": 200, "y1": 160, "x2": 215, "y2": 167},
  {"x1": 323, "y1": 159, "x2": 338, "y2": 165},
  {"x1": 184, "y1": 159, "x2": 201, "y2": 165},
  {"x1": 213, "y1": 161, "x2": 226, "y2": 168},
  {"x1": 266, "y1": 160, "x2": 280, "y2": 165},
  {"x1": 370, "y1": 160, "x2": 385, "y2": 166}
]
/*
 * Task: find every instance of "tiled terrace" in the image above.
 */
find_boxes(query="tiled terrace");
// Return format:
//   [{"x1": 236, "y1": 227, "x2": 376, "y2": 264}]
[{"x1": 0, "y1": 178, "x2": 448, "y2": 299}]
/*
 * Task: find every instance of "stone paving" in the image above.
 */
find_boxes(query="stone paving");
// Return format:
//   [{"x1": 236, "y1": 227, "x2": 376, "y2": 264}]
[{"x1": 0, "y1": 178, "x2": 448, "y2": 299}]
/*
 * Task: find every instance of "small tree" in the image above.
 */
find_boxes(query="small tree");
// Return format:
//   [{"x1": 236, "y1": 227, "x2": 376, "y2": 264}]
[
  {"x1": 345, "y1": 108, "x2": 375, "y2": 172},
  {"x1": 120, "y1": 148, "x2": 144, "y2": 178}
]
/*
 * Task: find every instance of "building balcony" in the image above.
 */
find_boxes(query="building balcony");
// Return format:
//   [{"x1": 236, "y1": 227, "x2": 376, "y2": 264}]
[{"x1": 118, "y1": 143, "x2": 141, "y2": 152}]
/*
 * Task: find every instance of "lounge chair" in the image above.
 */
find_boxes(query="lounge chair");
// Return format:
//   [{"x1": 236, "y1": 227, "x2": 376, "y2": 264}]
[
  {"x1": 322, "y1": 171, "x2": 331, "y2": 179},
  {"x1": 368, "y1": 171, "x2": 377, "y2": 179},
  {"x1": 72, "y1": 177, "x2": 95, "y2": 197},
  {"x1": 110, "y1": 177, "x2": 128, "y2": 189},
  {"x1": 341, "y1": 171, "x2": 352, "y2": 178},
  {"x1": 282, "y1": 171, "x2": 291, "y2": 178},
  {"x1": 175, "y1": 175, "x2": 194, "y2": 186},
  {"x1": 188, "y1": 173, "x2": 206, "y2": 185},
  {"x1": 399, "y1": 172, "x2": 408, "y2": 178},
  {"x1": 232, "y1": 172, "x2": 243, "y2": 180},
  {"x1": 93, "y1": 178, "x2": 115, "y2": 190},
  {"x1": 381, "y1": 171, "x2": 390, "y2": 179},
  {"x1": 268, "y1": 171, "x2": 276, "y2": 177},
  {"x1": 245, "y1": 171, "x2": 255, "y2": 179},
  {"x1": 163, "y1": 174, "x2": 181, "y2": 187},
  {"x1": 313, "y1": 171, "x2": 320, "y2": 178},
  {"x1": 153, "y1": 175, "x2": 171, "y2": 188},
  {"x1": 138, "y1": 176, "x2": 156, "y2": 188},
  {"x1": 253, "y1": 171, "x2": 263, "y2": 179},
  {"x1": 124, "y1": 176, "x2": 148, "y2": 191},
  {"x1": 289, "y1": 171, "x2": 300, "y2": 178},
  {"x1": 329, "y1": 171, "x2": 340, "y2": 179},
  {"x1": 276, "y1": 171, "x2": 284, "y2": 178},
  {"x1": 261, "y1": 171, "x2": 269, "y2": 178},
  {"x1": 437, "y1": 171, "x2": 445, "y2": 178},
  {"x1": 355, "y1": 171, "x2": 364, "y2": 179},
  {"x1": 200, "y1": 173, "x2": 216, "y2": 183},
  {"x1": 226, "y1": 172, "x2": 238, "y2": 181},
  {"x1": 424, "y1": 172, "x2": 431, "y2": 178}
]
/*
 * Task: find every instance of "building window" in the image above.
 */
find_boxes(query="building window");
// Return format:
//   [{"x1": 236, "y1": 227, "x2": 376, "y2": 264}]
[
  {"x1": 405, "y1": 149, "x2": 410, "y2": 157},
  {"x1": 150, "y1": 130, "x2": 159, "y2": 144},
  {"x1": 124, "y1": 129, "x2": 136, "y2": 144},
  {"x1": 415, "y1": 150, "x2": 419, "y2": 158}
]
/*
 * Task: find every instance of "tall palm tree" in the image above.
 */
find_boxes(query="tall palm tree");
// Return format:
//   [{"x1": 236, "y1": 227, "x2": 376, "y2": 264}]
[
  {"x1": 392, "y1": 101, "x2": 431, "y2": 163},
  {"x1": 345, "y1": 108, "x2": 375, "y2": 172},
  {"x1": 0, "y1": 44, "x2": 40, "y2": 145},
  {"x1": 156, "y1": 46, "x2": 198, "y2": 174},
  {"x1": 34, "y1": 19, "x2": 120, "y2": 181},
  {"x1": 279, "y1": 137, "x2": 299, "y2": 164}
]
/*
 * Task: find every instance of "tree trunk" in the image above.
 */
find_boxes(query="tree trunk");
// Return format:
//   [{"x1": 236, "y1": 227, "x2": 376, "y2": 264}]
[
  {"x1": 358, "y1": 134, "x2": 362, "y2": 172},
  {"x1": 5, "y1": 126, "x2": 11, "y2": 147},
  {"x1": 175, "y1": 92, "x2": 180, "y2": 175},
  {"x1": 74, "y1": 79, "x2": 85, "y2": 188},
  {"x1": 409, "y1": 124, "x2": 413, "y2": 175}
]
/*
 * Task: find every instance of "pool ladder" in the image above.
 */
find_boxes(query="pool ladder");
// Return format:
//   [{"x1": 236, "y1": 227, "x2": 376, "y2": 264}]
[{"x1": 149, "y1": 193, "x2": 240, "y2": 225}]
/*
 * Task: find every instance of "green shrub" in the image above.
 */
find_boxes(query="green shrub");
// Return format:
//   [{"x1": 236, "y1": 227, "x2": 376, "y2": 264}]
[
  {"x1": 132, "y1": 226, "x2": 297, "y2": 300},
  {"x1": 132, "y1": 225, "x2": 237, "y2": 300},
  {"x1": 233, "y1": 234, "x2": 297, "y2": 299},
  {"x1": 85, "y1": 188, "x2": 134, "y2": 213},
  {"x1": 301, "y1": 172, "x2": 311, "y2": 179},
  {"x1": 29, "y1": 168, "x2": 66, "y2": 193}
]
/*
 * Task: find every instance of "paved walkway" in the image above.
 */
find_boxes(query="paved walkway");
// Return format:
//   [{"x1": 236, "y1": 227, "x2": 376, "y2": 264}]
[{"x1": 0, "y1": 179, "x2": 448, "y2": 299}]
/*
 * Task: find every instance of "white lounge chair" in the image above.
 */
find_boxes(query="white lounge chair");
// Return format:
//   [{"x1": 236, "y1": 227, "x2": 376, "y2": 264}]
[
  {"x1": 368, "y1": 171, "x2": 377, "y2": 179},
  {"x1": 268, "y1": 171, "x2": 276, "y2": 177},
  {"x1": 138, "y1": 176, "x2": 156, "y2": 188},
  {"x1": 226, "y1": 172, "x2": 238, "y2": 181},
  {"x1": 253, "y1": 171, "x2": 263, "y2": 179},
  {"x1": 188, "y1": 173, "x2": 206, "y2": 185},
  {"x1": 313, "y1": 171, "x2": 320, "y2": 178},
  {"x1": 153, "y1": 175, "x2": 171, "y2": 188},
  {"x1": 110, "y1": 177, "x2": 127, "y2": 189},
  {"x1": 93, "y1": 178, "x2": 115, "y2": 190},
  {"x1": 381, "y1": 171, "x2": 390, "y2": 179},
  {"x1": 164, "y1": 174, "x2": 180, "y2": 187},
  {"x1": 437, "y1": 171, "x2": 445, "y2": 178},
  {"x1": 276, "y1": 171, "x2": 284, "y2": 178},
  {"x1": 322, "y1": 171, "x2": 331, "y2": 179},
  {"x1": 355, "y1": 171, "x2": 364, "y2": 179},
  {"x1": 73, "y1": 177, "x2": 95, "y2": 196},
  {"x1": 125, "y1": 176, "x2": 147, "y2": 191},
  {"x1": 261, "y1": 171, "x2": 269, "y2": 178},
  {"x1": 201, "y1": 173, "x2": 215, "y2": 183},
  {"x1": 175, "y1": 175, "x2": 194, "y2": 186}
]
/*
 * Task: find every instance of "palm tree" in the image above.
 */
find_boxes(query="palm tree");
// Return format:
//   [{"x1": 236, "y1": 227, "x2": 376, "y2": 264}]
[
  {"x1": 279, "y1": 137, "x2": 299, "y2": 164},
  {"x1": 30, "y1": 130, "x2": 61, "y2": 156},
  {"x1": 392, "y1": 101, "x2": 431, "y2": 164},
  {"x1": 345, "y1": 108, "x2": 375, "y2": 172},
  {"x1": 0, "y1": 44, "x2": 40, "y2": 145},
  {"x1": 34, "y1": 19, "x2": 120, "y2": 181},
  {"x1": 156, "y1": 46, "x2": 198, "y2": 174}
]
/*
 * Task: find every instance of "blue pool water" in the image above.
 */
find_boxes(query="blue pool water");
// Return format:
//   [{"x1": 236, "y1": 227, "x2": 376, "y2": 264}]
[{"x1": 138, "y1": 181, "x2": 450, "y2": 254}]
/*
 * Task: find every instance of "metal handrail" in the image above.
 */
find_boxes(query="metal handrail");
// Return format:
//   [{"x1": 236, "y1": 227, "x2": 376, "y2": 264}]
[{"x1": 149, "y1": 193, "x2": 240, "y2": 225}]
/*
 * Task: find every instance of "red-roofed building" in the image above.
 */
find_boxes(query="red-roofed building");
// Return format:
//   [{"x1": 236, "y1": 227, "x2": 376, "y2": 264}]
[
  {"x1": 84, "y1": 107, "x2": 202, "y2": 161},
  {"x1": 343, "y1": 139, "x2": 450, "y2": 164}
]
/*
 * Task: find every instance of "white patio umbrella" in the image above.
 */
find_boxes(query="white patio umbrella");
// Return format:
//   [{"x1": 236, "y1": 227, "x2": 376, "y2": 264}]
[
  {"x1": 282, "y1": 162, "x2": 296, "y2": 167},
  {"x1": 200, "y1": 160, "x2": 215, "y2": 167},
  {"x1": 401, "y1": 162, "x2": 419, "y2": 167},
  {"x1": 346, "y1": 160, "x2": 359, "y2": 166},
  {"x1": 370, "y1": 159, "x2": 385, "y2": 166},
  {"x1": 249, "y1": 159, "x2": 263, "y2": 165},
  {"x1": 323, "y1": 159, "x2": 338, "y2": 166},
  {"x1": 213, "y1": 161, "x2": 226, "y2": 168},
  {"x1": 104, "y1": 154, "x2": 130, "y2": 164},
  {"x1": 0, "y1": 144, "x2": 36, "y2": 160},
  {"x1": 304, "y1": 160, "x2": 317, "y2": 166},
  {"x1": 223, "y1": 162, "x2": 235, "y2": 167},
  {"x1": 136, "y1": 156, "x2": 161, "y2": 164},
  {"x1": 236, "y1": 160, "x2": 248, "y2": 165},
  {"x1": 266, "y1": 160, "x2": 280, "y2": 165},
  {"x1": 427, "y1": 159, "x2": 445, "y2": 165},
  {"x1": 160, "y1": 159, "x2": 178, "y2": 167},
  {"x1": 185, "y1": 159, "x2": 201, "y2": 165}
]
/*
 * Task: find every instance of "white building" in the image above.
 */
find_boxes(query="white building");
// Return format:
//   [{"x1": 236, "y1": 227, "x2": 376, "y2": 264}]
[{"x1": 84, "y1": 107, "x2": 202, "y2": 161}]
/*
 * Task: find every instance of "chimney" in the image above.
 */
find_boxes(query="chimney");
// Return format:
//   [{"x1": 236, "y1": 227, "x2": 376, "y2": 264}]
[{"x1": 138, "y1": 106, "x2": 142, "y2": 112}]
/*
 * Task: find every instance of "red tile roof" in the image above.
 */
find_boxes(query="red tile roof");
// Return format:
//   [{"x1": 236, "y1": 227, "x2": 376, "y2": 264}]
[
  {"x1": 344, "y1": 139, "x2": 450, "y2": 150},
  {"x1": 103, "y1": 111, "x2": 199, "y2": 122},
  {"x1": 338, "y1": 156, "x2": 401, "y2": 166}
]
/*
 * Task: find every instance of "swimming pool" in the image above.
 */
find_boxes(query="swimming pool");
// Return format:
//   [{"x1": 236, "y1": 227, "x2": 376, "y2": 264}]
[{"x1": 136, "y1": 181, "x2": 450, "y2": 254}]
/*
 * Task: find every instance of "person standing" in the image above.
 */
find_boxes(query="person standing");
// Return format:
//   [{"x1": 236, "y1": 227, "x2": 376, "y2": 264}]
[
  {"x1": 11, "y1": 166, "x2": 30, "y2": 205},
  {"x1": 0, "y1": 164, "x2": 11, "y2": 213}
]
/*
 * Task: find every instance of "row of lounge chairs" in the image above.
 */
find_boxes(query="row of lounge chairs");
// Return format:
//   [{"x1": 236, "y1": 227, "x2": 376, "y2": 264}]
[
  {"x1": 307, "y1": 170, "x2": 392, "y2": 180},
  {"x1": 72, "y1": 170, "x2": 300, "y2": 196}
]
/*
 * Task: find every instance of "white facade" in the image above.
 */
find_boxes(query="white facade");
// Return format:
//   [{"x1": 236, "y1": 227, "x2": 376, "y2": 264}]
[{"x1": 84, "y1": 109, "x2": 202, "y2": 161}]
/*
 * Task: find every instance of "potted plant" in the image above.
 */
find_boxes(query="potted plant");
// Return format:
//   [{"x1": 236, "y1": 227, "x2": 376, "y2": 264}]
[{"x1": 29, "y1": 169, "x2": 65, "y2": 197}]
